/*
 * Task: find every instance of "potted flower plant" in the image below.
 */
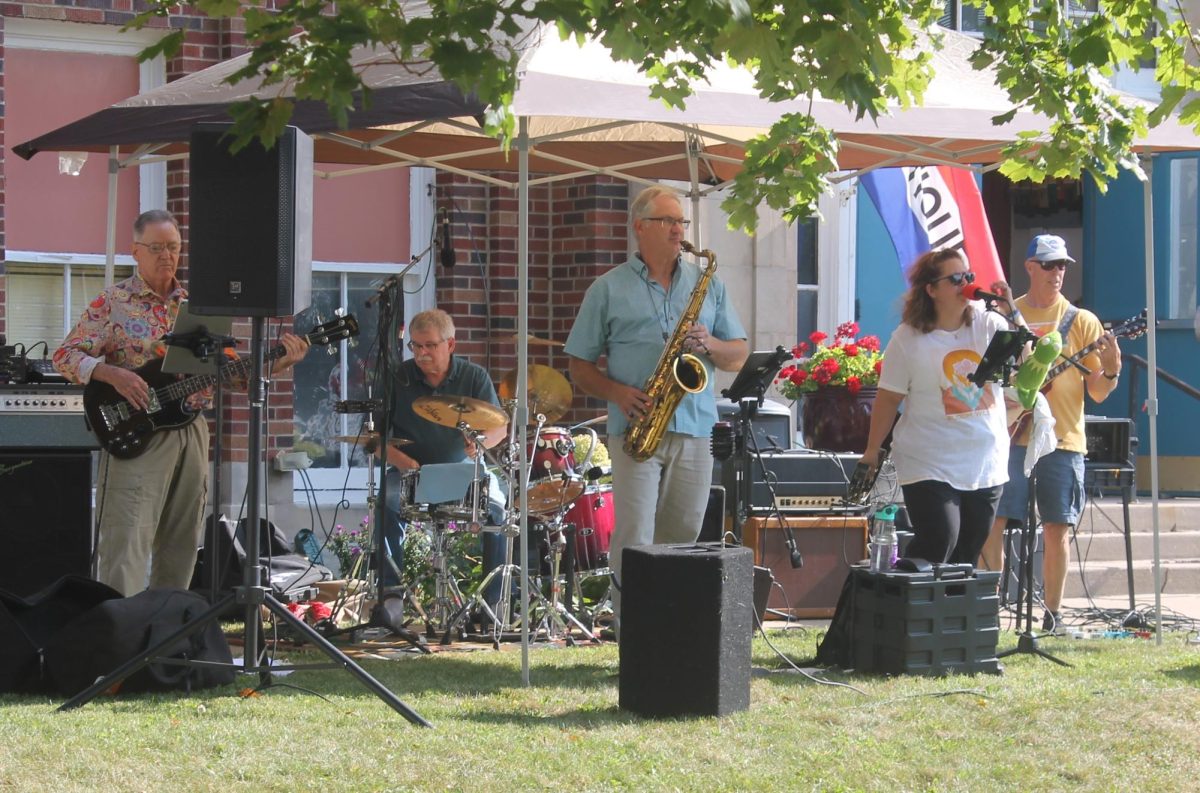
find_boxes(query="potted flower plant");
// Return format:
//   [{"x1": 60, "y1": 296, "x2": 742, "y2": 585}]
[{"x1": 775, "y1": 321, "x2": 884, "y2": 452}]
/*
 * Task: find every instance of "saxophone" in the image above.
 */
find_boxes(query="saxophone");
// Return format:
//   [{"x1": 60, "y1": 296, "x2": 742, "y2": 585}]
[{"x1": 623, "y1": 240, "x2": 717, "y2": 462}]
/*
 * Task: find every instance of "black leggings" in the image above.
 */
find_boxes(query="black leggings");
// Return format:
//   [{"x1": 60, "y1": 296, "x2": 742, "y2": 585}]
[{"x1": 901, "y1": 480, "x2": 1003, "y2": 565}]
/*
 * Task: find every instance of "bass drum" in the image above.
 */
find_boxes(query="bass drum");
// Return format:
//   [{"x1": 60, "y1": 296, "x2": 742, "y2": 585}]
[{"x1": 561, "y1": 485, "x2": 614, "y2": 572}]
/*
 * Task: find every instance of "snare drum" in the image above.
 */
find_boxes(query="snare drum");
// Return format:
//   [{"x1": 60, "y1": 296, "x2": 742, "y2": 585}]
[
  {"x1": 562, "y1": 485, "x2": 614, "y2": 572},
  {"x1": 386, "y1": 469, "x2": 430, "y2": 521},
  {"x1": 433, "y1": 477, "x2": 492, "y2": 522},
  {"x1": 531, "y1": 427, "x2": 577, "y2": 480}
]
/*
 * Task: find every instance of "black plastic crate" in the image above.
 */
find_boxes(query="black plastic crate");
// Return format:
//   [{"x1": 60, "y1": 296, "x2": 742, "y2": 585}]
[{"x1": 851, "y1": 565, "x2": 1001, "y2": 676}]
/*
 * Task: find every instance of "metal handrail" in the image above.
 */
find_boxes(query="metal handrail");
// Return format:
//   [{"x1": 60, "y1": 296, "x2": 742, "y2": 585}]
[{"x1": 1125, "y1": 354, "x2": 1200, "y2": 421}]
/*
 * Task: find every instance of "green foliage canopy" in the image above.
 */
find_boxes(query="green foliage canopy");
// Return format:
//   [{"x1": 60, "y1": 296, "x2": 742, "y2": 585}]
[{"x1": 131, "y1": 0, "x2": 1200, "y2": 229}]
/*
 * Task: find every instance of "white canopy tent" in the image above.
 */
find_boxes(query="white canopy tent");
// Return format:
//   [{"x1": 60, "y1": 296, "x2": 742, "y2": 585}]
[{"x1": 16, "y1": 12, "x2": 1191, "y2": 672}]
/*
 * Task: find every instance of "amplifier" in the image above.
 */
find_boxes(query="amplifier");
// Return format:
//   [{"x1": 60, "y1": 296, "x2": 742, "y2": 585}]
[
  {"x1": 1084, "y1": 416, "x2": 1135, "y2": 467},
  {"x1": 722, "y1": 449, "x2": 859, "y2": 515},
  {"x1": 0, "y1": 383, "x2": 86, "y2": 413}
]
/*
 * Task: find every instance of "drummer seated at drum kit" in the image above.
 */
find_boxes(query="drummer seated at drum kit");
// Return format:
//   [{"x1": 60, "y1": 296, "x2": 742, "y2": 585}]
[{"x1": 373, "y1": 310, "x2": 509, "y2": 604}]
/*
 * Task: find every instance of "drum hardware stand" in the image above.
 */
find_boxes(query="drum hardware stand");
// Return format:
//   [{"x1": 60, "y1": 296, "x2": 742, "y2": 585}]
[
  {"x1": 59, "y1": 317, "x2": 430, "y2": 725},
  {"x1": 317, "y1": 414, "x2": 430, "y2": 655}
]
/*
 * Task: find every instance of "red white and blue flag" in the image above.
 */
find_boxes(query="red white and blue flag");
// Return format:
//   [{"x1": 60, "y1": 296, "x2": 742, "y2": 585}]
[{"x1": 859, "y1": 166, "x2": 1003, "y2": 288}]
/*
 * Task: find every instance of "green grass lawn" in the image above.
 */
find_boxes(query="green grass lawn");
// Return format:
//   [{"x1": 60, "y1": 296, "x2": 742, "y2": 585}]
[{"x1": 3, "y1": 629, "x2": 1199, "y2": 792}]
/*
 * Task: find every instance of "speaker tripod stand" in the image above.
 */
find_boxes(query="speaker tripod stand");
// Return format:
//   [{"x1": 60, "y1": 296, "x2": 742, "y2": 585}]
[{"x1": 60, "y1": 318, "x2": 431, "y2": 725}]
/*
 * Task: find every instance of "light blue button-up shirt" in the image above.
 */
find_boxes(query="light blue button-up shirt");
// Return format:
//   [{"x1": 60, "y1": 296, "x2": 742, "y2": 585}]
[{"x1": 564, "y1": 254, "x2": 747, "y2": 438}]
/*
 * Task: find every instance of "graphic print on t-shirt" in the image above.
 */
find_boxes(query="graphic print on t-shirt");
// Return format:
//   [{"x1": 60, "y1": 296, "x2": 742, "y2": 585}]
[{"x1": 940, "y1": 347, "x2": 995, "y2": 416}]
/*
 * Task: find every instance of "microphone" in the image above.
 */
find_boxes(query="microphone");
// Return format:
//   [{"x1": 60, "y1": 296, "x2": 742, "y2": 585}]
[
  {"x1": 438, "y1": 207, "x2": 456, "y2": 268},
  {"x1": 962, "y1": 283, "x2": 1004, "y2": 303},
  {"x1": 711, "y1": 421, "x2": 735, "y2": 461}
]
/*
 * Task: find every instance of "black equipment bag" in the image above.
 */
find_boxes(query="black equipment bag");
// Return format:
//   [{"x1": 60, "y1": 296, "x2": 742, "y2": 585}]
[
  {"x1": 0, "y1": 576, "x2": 121, "y2": 693},
  {"x1": 192, "y1": 514, "x2": 331, "y2": 601},
  {"x1": 43, "y1": 588, "x2": 236, "y2": 696}
]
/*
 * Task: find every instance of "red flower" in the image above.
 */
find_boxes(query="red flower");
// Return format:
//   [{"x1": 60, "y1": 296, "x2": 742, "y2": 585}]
[
  {"x1": 813, "y1": 367, "x2": 833, "y2": 385},
  {"x1": 779, "y1": 365, "x2": 796, "y2": 378},
  {"x1": 835, "y1": 321, "x2": 860, "y2": 340},
  {"x1": 809, "y1": 331, "x2": 827, "y2": 345},
  {"x1": 822, "y1": 358, "x2": 841, "y2": 373},
  {"x1": 858, "y1": 335, "x2": 881, "y2": 352},
  {"x1": 846, "y1": 376, "x2": 862, "y2": 394},
  {"x1": 790, "y1": 369, "x2": 808, "y2": 385},
  {"x1": 844, "y1": 344, "x2": 859, "y2": 357},
  {"x1": 791, "y1": 342, "x2": 810, "y2": 358},
  {"x1": 874, "y1": 359, "x2": 884, "y2": 375}
]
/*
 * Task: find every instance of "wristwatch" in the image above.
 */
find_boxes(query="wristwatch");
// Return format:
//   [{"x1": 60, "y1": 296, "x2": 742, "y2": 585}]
[{"x1": 1103, "y1": 369, "x2": 1120, "y2": 380}]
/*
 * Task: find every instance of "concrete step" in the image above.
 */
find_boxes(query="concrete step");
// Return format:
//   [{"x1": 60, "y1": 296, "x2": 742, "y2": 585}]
[
  {"x1": 1070, "y1": 530, "x2": 1200, "y2": 563},
  {"x1": 1064, "y1": 558, "x2": 1200, "y2": 599},
  {"x1": 1083, "y1": 497, "x2": 1200, "y2": 534}
]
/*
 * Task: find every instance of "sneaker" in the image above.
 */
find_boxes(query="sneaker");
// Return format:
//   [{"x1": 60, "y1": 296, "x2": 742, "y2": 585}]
[{"x1": 1041, "y1": 610, "x2": 1064, "y2": 635}]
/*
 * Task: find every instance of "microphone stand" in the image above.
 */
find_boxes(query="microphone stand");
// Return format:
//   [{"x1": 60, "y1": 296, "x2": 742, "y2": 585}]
[{"x1": 161, "y1": 326, "x2": 235, "y2": 606}]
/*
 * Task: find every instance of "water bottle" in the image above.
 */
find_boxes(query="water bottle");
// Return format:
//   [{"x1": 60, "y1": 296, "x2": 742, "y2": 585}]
[{"x1": 869, "y1": 504, "x2": 899, "y2": 573}]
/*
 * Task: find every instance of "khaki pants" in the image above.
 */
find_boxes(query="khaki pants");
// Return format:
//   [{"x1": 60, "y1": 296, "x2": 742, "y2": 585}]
[
  {"x1": 608, "y1": 432, "x2": 713, "y2": 626},
  {"x1": 95, "y1": 419, "x2": 209, "y2": 596}
]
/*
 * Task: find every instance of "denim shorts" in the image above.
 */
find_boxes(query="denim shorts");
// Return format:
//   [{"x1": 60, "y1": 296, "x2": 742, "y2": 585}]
[{"x1": 996, "y1": 447, "x2": 1085, "y2": 525}]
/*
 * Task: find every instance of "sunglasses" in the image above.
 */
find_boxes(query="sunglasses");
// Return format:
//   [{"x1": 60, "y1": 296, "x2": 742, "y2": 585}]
[
  {"x1": 1038, "y1": 259, "x2": 1070, "y2": 271},
  {"x1": 932, "y1": 271, "x2": 976, "y2": 287}
]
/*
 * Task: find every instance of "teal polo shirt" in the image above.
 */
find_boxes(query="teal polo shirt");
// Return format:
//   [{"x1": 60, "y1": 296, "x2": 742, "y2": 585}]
[
  {"x1": 564, "y1": 254, "x2": 746, "y2": 438},
  {"x1": 388, "y1": 355, "x2": 500, "y2": 465}
]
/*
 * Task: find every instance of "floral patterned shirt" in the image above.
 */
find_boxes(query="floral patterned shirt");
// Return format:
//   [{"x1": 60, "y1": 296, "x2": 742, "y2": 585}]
[{"x1": 53, "y1": 272, "x2": 187, "y2": 384}]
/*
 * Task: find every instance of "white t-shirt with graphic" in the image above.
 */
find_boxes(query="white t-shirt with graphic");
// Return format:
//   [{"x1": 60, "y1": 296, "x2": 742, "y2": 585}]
[{"x1": 877, "y1": 306, "x2": 1010, "y2": 491}]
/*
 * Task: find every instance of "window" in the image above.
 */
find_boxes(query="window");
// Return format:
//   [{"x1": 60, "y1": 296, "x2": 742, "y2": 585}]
[
  {"x1": 1168, "y1": 158, "x2": 1199, "y2": 321},
  {"x1": 292, "y1": 270, "x2": 392, "y2": 495},
  {"x1": 939, "y1": 1, "x2": 989, "y2": 35},
  {"x1": 3, "y1": 261, "x2": 135, "y2": 351},
  {"x1": 796, "y1": 217, "x2": 818, "y2": 342}
]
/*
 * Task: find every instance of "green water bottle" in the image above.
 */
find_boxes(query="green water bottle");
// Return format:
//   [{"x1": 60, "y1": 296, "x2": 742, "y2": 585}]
[{"x1": 869, "y1": 504, "x2": 899, "y2": 572}]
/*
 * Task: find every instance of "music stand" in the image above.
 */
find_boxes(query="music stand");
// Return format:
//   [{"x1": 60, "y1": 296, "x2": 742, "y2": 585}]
[
  {"x1": 969, "y1": 325, "x2": 1067, "y2": 666},
  {"x1": 719, "y1": 347, "x2": 803, "y2": 568}
]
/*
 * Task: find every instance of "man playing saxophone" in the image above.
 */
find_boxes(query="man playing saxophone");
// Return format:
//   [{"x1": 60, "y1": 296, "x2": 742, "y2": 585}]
[{"x1": 566, "y1": 185, "x2": 748, "y2": 634}]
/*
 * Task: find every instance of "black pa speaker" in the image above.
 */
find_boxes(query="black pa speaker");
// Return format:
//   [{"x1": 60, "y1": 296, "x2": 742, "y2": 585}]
[
  {"x1": 619, "y1": 543, "x2": 753, "y2": 717},
  {"x1": 0, "y1": 451, "x2": 93, "y2": 596},
  {"x1": 188, "y1": 123, "x2": 313, "y2": 317}
]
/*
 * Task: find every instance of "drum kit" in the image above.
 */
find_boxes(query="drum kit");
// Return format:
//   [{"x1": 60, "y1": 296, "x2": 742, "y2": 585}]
[{"x1": 346, "y1": 340, "x2": 612, "y2": 645}]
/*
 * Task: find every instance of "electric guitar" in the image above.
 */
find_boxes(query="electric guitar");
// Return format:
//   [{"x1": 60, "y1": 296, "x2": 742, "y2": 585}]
[
  {"x1": 84, "y1": 315, "x2": 359, "y2": 460},
  {"x1": 846, "y1": 413, "x2": 899, "y2": 507},
  {"x1": 1006, "y1": 310, "x2": 1147, "y2": 439}
]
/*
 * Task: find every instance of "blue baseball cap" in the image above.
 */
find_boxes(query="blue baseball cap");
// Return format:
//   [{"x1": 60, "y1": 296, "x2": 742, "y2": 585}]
[{"x1": 1026, "y1": 234, "x2": 1075, "y2": 263}]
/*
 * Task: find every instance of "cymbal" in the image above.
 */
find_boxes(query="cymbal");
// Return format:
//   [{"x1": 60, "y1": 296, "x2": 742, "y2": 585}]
[
  {"x1": 497, "y1": 364, "x2": 573, "y2": 424},
  {"x1": 488, "y1": 332, "x2": 564, "y2": 347},
  {"x1": 331, "y1": 433, "x2": 413, "y2": 448},
  {"x1": 412, "y1": 395, "x2": 508, "y2": 431},
  {"x1": 526, "y1": 477, "x2": 586, "y2": 514}
]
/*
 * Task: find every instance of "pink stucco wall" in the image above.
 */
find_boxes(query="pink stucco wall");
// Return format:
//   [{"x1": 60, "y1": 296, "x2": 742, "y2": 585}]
[{"x1": 6, "y1": 48, "x2": 141, "y2": 253}]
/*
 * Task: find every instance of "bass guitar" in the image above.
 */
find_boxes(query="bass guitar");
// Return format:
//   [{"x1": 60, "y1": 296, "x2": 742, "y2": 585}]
[
  {"x1": 84, "y1": 315, "x2": 359, "y2": 459},
  {"x1": 1006, "y1": 310, "x2": 1146, "y2": 439}
]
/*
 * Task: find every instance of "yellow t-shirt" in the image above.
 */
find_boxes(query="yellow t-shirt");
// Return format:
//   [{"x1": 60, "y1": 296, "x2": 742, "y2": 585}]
[{"x1": 1014, "y1": 294, "x2": 1104, "y2": 454}]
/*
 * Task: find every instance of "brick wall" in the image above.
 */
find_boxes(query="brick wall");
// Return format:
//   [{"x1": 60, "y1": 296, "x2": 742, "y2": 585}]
[{"x1": 434, "y1": 171, "x2": 630, "y2": 427}]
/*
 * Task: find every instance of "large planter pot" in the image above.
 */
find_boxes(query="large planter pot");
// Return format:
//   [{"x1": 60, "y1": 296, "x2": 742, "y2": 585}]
[{"x1": 800, "y1": 386, "x2": 876, "y2": 453}]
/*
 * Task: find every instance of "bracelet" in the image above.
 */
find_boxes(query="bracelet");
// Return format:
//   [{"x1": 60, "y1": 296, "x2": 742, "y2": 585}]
[{"x1": 1103, "y1": 370, "x2": 1119, "y2": 381}]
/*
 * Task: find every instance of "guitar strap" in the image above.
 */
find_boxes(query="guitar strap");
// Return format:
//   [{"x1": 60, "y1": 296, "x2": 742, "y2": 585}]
[{"x1": 1057, "y1": 304, "x2": 1079, "y2": 344}]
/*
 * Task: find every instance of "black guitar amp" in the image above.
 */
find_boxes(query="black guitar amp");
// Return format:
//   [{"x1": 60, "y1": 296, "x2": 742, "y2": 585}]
[
  {"x1": 1084, "y1": 416, "x2": 1135, "y2": 467},
  {"x1": 722, "y1": 449, "x2": 863, "y2": 514}
]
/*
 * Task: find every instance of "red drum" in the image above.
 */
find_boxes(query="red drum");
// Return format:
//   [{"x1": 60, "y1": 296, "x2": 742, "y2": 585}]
[
  {"x1": 562, "y1": 485, "x2": 614, "y2": 572},
  {"x1": 531, "y1": 427, "x2": 576, "y2": 481}
]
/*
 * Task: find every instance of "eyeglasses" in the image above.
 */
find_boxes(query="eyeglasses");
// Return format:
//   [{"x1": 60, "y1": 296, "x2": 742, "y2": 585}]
[
  {"x1": 134, "y1": 241, "x2": 181, "y2": 255},
  {"x1": 931, "y1": 271, "x2": 976, "y2": 287},
  {"x1": 1038, "y1": 259, "x2": 1070, "y2": 271},
  {"x1": 407, "y1": 339, "x2": 447, "y2": 352},
  {"x1": 644, "y1": 216, "x2": 692, "y2": 229}
]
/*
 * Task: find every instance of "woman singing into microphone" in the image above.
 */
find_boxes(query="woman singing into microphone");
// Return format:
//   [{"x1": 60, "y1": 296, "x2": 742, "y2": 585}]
[{"x1": 859, "y1": 249, "x2": 1014, "y2": 565}]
